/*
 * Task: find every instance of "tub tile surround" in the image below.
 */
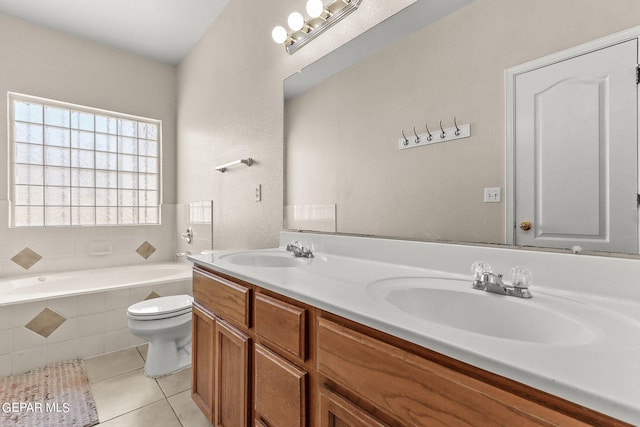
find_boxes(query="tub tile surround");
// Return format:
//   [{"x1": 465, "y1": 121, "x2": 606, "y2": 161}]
[
  {"x1": 25, "y1": 307, "x2": 67, "y2": 338},
  {"x1": 0, "y1": 274, "x2": 192, "y2": 376},
  {"x1": 136, "y1": 241, "x2": 157, "y2": 260},
  {"x1": 145, "y1": 291, "x2": 162, "y2": 300},
  {"x1": 0, "y1": 201, "x2": 178, "y2": 277},
  {"x1": 10, "y1": 247, "x2": 43, "y2": 270},
  {"x1": 190, "y1": 231, "x2": 640, "y2": 424},
  {"x1": 175, "y1": 201, "x2": 214, "y2": 257}
]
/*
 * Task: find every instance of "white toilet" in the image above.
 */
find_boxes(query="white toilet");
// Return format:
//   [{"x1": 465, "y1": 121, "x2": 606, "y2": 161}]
[{"x1": 127, "y1": 294, "x2": 194, "y2": 378}]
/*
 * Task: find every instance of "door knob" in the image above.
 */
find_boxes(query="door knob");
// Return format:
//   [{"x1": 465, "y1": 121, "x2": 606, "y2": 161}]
[{"x1": 519, "y1": 221, "x2": 532, "y2": 231}]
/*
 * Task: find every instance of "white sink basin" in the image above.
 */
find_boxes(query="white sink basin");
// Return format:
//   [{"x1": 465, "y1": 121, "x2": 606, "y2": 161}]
[
  {"x1": 367, "y1": 277, "x2": 595, "y2": 345},
  {"x1": 218, "y1": 251, "x2": 310, "y2": 268}
]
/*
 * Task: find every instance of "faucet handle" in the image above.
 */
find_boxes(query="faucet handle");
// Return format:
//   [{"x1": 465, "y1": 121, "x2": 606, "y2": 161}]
[
  {"x1": 471, "y1": 261, "x2": 491, "y2": 290},
  {"x1": 471, "y1": 261, "x2": 492, "y2": 280},
  {"x1": 181, "y1": 227, "x2": 194, "y2": 244},
  {"x1": 511, "y1": 266, "x2": 533, "y2": 288},
  {"x1": 286, "y1": 241, "x2": 301, "y2": 250}
]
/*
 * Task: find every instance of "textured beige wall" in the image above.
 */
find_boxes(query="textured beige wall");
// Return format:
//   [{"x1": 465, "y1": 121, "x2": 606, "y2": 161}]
[
  {"x1": 0, "y1": 15, "x2": 178, "y2": 204},
  {"x1": 285, "y1": 0, "x2": 640, "y2": 245},
  {"x1": 0, "y1": 15, "x2": 179, "y2": 275},
  {"x1": 176, "y1": 0, "x2": 413, "y2": 250}
]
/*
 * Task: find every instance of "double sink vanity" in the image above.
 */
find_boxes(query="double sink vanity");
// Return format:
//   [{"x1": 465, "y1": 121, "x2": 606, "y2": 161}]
[{"x1": 188, "y1": 231, "x2": 640, "y2": 426}]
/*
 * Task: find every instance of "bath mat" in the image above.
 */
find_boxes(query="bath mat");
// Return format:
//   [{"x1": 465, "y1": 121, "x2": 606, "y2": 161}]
[{"x1": 0, "y1": 359, "x2": 99, "y2": 427}]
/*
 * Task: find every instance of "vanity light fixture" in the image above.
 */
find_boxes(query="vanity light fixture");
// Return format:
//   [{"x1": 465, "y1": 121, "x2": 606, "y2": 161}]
[{"x1": 272, "y1": 0, "x2": 363, "y2": 54}]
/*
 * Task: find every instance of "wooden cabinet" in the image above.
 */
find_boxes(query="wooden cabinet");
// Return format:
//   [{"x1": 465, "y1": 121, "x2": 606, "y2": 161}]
[
  {"x1": 192, "y1": 266, "x2": 312, "y2": 427},
  {"x1": 254, "y1": 293, "x2": 310, "y2": 427},
  {"x1": 191, "y1": 303, "x2": 215, "y2": 423},
  {"x1": 215, "y1": 318, "x2": 251, "y2": 427},
  {"x1": 192, "y1": 267, "x2": 252, "y2": 427},
  {"x1": 192, "y1": 264, "x2": 629, "y2": 427},
  {"x1": 191, "y1": 302, "x2": 251, "y2": 427}
]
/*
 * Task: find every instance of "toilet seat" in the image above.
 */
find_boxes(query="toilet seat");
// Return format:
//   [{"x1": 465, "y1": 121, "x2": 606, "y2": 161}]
[{"x1": 127, "y1": 294, "x2": 193, "y2": 320}]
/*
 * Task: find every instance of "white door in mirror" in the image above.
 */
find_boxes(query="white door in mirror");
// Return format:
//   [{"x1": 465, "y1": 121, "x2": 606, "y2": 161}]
[{"x1": 513, "y1": 39, "x2": 638, "y2": 253}]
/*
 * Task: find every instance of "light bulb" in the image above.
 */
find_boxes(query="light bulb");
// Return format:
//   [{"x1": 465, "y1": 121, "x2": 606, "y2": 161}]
[
  {"x1": 288, "y1": 11, "x2": 304, "y2": 31},
  {"x1": 272, "y1": 26, "x2": 288, "y2": 44},
  {"x1": 306, "y1": 0, "x2": 324, "y2": 18}
]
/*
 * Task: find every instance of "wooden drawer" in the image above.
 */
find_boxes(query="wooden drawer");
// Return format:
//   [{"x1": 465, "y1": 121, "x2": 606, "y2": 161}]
[
  {"x1": 320, "y1": 388, "x2": 388, "y2": 427},
  {"x1": 255, "y1": 293, "x2": 306, "y2": 360},
  {"x1": 317, "y1": 317, "x2": 591, "y2": 427},
  {"x1": 193, "y1": 267, "x2": 251, "y2": 329},
  {"x1": 255, "y1": 344, "x2": 307, "y2": 427}
]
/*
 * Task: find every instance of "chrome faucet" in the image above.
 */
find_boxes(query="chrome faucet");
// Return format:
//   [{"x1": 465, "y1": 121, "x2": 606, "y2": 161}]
[
  {"x1": 471, "y1": 262, "x2": 533, "y2": 299},
  {"x1": 286, "y1": 241, "x2": 314, "y2": 258},
  {"x1": 182, "y1": 227, "x2": 194, "y2": 244}
]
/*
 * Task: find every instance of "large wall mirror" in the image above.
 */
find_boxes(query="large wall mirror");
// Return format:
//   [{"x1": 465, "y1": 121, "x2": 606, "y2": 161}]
[{"x1": 284, "y1": 0, "x2": 640, "y2": 256}]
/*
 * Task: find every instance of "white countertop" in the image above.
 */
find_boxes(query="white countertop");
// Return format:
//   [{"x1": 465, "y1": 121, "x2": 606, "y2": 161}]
[{"x1": 189, "y1": 231, "x2": 640, "y2": 424}]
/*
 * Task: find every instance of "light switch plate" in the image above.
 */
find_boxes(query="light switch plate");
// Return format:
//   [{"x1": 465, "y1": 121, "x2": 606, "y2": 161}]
[
  {"x1": 255, "y1": 184, "x2": 262, "y2": 202},
  {"x1": 484, "y1": 187, "x2": 501, "y2": 203}
]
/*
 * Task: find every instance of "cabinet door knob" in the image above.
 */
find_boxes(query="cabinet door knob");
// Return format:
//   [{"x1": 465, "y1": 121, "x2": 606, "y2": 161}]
[{"x1": 519, "y1": 221, "x2": 532, "y2": 231}]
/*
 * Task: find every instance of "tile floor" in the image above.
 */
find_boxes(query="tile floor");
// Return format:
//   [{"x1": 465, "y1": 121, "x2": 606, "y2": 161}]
[{"x1": 85, "y1": 345, "x2": 211, "y2": 427}]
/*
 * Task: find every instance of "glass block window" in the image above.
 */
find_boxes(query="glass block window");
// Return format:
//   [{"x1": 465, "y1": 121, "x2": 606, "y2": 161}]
[{"x1": 8, "y1": 93, "x2": 162, "y2": 227}]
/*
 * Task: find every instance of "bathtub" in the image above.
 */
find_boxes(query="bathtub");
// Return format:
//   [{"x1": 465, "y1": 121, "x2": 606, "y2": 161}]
[
  {"x1": 0, "y1": 262, "x2": 193, "y2": 377},
  {"x1": 0, "y1": 262, "x2": 192, "y2": 306}
]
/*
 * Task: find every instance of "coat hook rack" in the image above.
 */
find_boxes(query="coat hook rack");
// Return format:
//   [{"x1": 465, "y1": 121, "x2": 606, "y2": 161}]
[
  {"x1": 401, "y1": 129, "x2": 409, "y2": 146},
  {"x1": 215, "y1": 158, "x2": 254, "y2": 172},
  {"x1": 399, "y1": 118, "x2": 470, "y2": 150}
]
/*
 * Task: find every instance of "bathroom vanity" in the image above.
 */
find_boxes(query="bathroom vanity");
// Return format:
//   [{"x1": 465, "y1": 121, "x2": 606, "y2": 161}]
[{"x1": 189, "y1": 232, "x2": 640, "y2": 426}]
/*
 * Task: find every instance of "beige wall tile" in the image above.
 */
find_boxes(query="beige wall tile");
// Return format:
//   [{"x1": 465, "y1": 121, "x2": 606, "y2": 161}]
[
  {"x1": 136, "y1": 241, "x2": 157, "y2": 259},
  {"x1": 24, "y1": 307, "x2": 66, "y2": 338},
  {"x1": 10, "y1": 247, "x2": 43, "y2": 270}
]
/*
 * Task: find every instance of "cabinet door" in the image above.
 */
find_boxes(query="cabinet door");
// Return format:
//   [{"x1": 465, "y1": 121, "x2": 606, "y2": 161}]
[
  {"x1": 191, "y1": 303, "x2": 215, "y2": 423},
  {"x1": 215, "y1": 318, "x2": 250, "y2": 427},
  {"x1": 320, "y1": 389, "x2": 387, "y2": 427},
  {"x1": 255, "y1": 344, "x2": 307, "y2": 427}
]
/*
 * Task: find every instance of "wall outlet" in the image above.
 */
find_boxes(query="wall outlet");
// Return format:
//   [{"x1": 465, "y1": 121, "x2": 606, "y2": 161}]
[
  {"x1": 255, "y1": 184, "x2": 262, "y2": 202},
  {"x1": 484, "y1": 187, "x2": 501, "y2": 203}
]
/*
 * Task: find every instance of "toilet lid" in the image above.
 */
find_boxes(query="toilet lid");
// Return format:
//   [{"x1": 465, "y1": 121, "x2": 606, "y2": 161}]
[{"x1": 128, "y1": 294, "x2": 193, "y2": 319}]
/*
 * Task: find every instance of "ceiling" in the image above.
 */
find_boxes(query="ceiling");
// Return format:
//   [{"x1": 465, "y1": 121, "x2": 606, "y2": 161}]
[{"x1": 0, "y1": 0, "x2": 229, "y2": 65}]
